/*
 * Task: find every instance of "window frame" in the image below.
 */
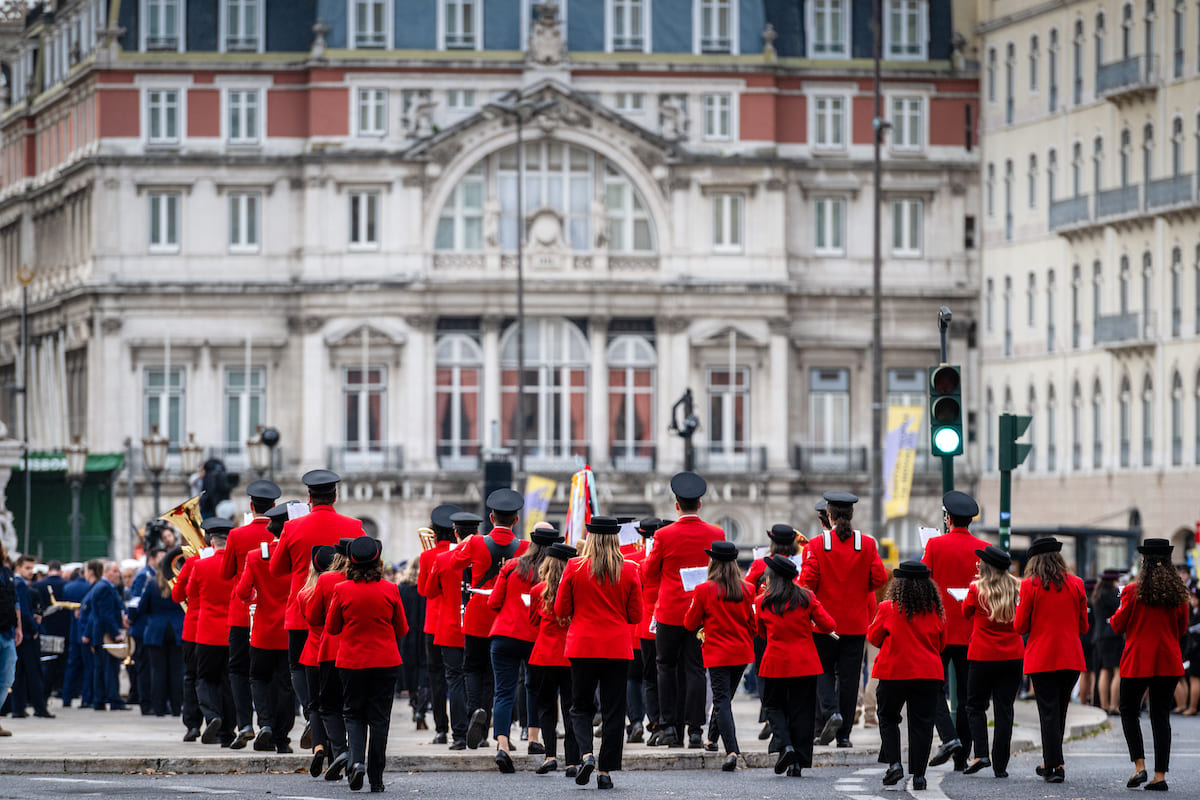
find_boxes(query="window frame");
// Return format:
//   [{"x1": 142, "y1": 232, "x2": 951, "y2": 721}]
[
  {"x1": 883, "y1": 0, "x2": 927, "y2": 60},
  {"x1": 141, "y1": 0, "x2": 185, "y2": 53},
  {"x1": 887, "y1": 95, "x2": 925, "y2": 152},
  {"x1": 348, "y1": 190, "x2": 381, "y2": 250},
  {"x1": 224, "y1": 88, "x2": 262, "y2": 145},
  {"x1": 890, "y1": 197, "x2": 923, "y2": 257},
  {"x1": 606, "y1": 0, "x2": 652, "y2": 54},
  {"x1": 143, "y1": 366, "x2": 186, "y2": 450},
  {"x1": 227, "y1": 191, "x2": 262, "y2": 254},
  {"x1": 354, "y1": 88, "x2": 388, "y2": 137},
  {"x1": 695, "y1": 0, "x2": 739, "y2": 55},
  {"x1": 711, "y1": 192, "x2": 744, "y2": 253},
  {"x1": 813, "y1": 196, "x2": 846, "y2": 256},
  {"x1": 701, "y1": 93, "x2": 734, "y2": 141},
  {"x1": 811, "y1": 93, "x2": 848, "y2": 151},
  {"x1": 438, "y1": 0, "x2": 482, "y2": 51},
  {"x1": 145, "y1": 88, "x2": 183, "y2": 145},
  {"x1": 220, "y1": 0, "x2": 265, "y2": 54},
  {"x1": 148, "y1": 191, "x2": 182, "y2": 254},
  {"x1": 807, "y1": 0, "x2": 849, "y2": 59},
  {"x1": 222, "y1": 365, "x2": 266, "y2": 456}
]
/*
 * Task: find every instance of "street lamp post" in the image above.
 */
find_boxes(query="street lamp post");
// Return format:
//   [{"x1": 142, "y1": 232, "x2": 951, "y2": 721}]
[
  {"x1": 246, "y1": 424, "x2": 271, "y2": 479},
  {"x1": 261, "y1": 427, "x2": 280, "y2": 482},
  {"x1": 65, "y1": 435, "x2": 88, "y2": 562},
  {"x1": 142, "y1": 425, "x2": 169, "y2": 516},
  {"x1": 179, "y1": 432, "x2": 204, "y2": 488}
]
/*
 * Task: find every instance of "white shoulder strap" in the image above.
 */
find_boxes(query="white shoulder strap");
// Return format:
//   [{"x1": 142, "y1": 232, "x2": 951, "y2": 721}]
[
  {"x1": 823, "y1": 531, "x2": 833, "y2": 551},
  {"x1": 853, "y1": 530, "x2": 862, "y2": 551}
]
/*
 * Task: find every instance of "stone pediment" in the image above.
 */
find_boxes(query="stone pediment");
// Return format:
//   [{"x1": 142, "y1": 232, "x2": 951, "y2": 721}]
[
  {"x1": 323, "y1": 321, "x2": 407, "y2": 349},
  {"x1": 689, "y1": 321, "x2": 770, "y2": 348}
]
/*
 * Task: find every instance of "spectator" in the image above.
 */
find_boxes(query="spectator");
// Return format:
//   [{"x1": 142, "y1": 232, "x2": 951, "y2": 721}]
[{"x1": 0, "y1": 542, "x2": 19, "y2": 736}]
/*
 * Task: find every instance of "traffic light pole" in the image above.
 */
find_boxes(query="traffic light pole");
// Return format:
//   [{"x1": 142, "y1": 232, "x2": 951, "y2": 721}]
[
  {"x1": 936, "y1": 308, "x2": 954, "y2": 507},
  {"x1": 997, "y1": 412, "x2": 1032, "y2": 552},
  {"x1": 999, "y1": 467, "x2": 1012, "y2": 552}
]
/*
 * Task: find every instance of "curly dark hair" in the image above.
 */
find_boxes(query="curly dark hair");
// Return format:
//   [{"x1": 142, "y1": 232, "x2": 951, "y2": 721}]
[
  {"x1": 887, "y1": 575, "x2": 944, "y2": 619},
  {"x1": 1024, "y1": 552, "x2": 1067, "y2": 591},
  {"x1": 1137, "y1": 556, "x2": 1190, "y2": 608},
  {"x1": 346, "y1": 559, "x2": 383, "y2": 583}
]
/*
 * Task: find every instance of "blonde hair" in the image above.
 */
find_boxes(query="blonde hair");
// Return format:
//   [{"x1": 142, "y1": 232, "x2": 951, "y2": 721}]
[
  {"x1": 581, "y1": 533, "x2": 623, "y2": 585},
  {"x1": 974, "y1": 560, "x2": 1020, "y2": 624},
  {"x1": 539, "y1": 556, "x2": 567, "y2": 620},
  {"x1": 300, "y1": 560, "x2": 322, "y2": 596}
]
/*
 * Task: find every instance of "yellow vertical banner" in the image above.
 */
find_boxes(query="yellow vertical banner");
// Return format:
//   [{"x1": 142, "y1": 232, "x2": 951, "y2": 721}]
[
  {"x1": 522, "y1": 475, "x2": 557, "y2": 537},
  {"x1": 884, "y1": 405, "x2": 923, "y2": 520}
]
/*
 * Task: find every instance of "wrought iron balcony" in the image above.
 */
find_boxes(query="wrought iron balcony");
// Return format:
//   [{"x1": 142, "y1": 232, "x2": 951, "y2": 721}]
[
  {"x1": 1095, "y1": 185, "x2": 1140, "y2": 218},
  {"x1": 695, "y1": 444, "x2": 768, "y2": 473},
  {"x1": 1094, "y1": 312, "x2": 1156, "y2": 347},
  {"x1": 1146, "y1": 174, "x2": 1194, "y2": 209},
  {"x1": 1049, "y1": 195, "x2": 1090, "y2": 230},
  {"x1": 1096, "y1": 55, "x2": 1159, "y2": 103},
  {"x1": 793, "y1": 443, "x2": 867, "y2": 473},
  {"x1": 609, "y1": 443, "x2": 657, "y2": 473},
  {"x1": 326, "y1": 444, "x2": 405, "y2": 475}
]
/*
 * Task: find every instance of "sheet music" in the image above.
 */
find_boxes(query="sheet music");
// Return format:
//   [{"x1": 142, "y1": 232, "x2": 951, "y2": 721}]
[
  {"x1": 680, "y1": 566, "x2": 707, "y2": 593},
  {"x1": 946, "y1": 587, "x2": 969, "y2": 602},
  {"x1": 919, "y1": 527, "x2": 941, "y2": 549},
  {"x1": 287, "y1": 502, "x2": 311, "y2": 520},
  {"x1": 617, "y1": 521, "x2": 642, "y2": 548}
]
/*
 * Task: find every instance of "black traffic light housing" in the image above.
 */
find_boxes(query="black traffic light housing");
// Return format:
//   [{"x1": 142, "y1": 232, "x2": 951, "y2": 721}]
[
  {"x1": 928, "y1": 364, "x2": 963, "y2": 457},
  {"x1": 998, "y1": 413, "x2": 1032, "y2": 471}
]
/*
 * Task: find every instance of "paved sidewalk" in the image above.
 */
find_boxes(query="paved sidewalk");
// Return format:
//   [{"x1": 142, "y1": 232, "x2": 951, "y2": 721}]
[{"x1": 0, "y1": 693, "x2": 1108, "y2": 774}]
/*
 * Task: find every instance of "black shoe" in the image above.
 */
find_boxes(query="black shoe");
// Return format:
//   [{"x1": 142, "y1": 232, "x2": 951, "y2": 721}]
[
  {"x1": 309, "y1": 750, "x2": 326, "y2": 777},
  {"x1": 929, "y1": 738, "x2": 962, "y2": 767},
  {"x1": 565, "y1": 765, "x2": 578, "y2": 778},
  {"x1": 369, "y1": 785, "x2": 385, "y2": 793},
  {"x1": 882, "y1": 762, "x2": 905, "y2": 786},
  {"x1": 325, "y1": 752, "x2": 350, "y2": 782},
  {"x1": 276, "y1": 743, "x2": 294, "y2": 754},
  {"x1": 688, "y1": 731, "x2": 703, "y2": 749},
  {"x1": 994, "y1": 768, "x2": 1008, "y2": 778},
  {"x1": 758, "y1": 722, "x2": 771, "y2": 740},
  {"x1": 626, "y1": 722, "x2": 643, "y2": 744},
  {"x1": 200, "y1": 718, "x2": 223, "y2": 745},
  {"x1": 913, "y1": 775, "x2": 927, "y2": 791},
  {"x1": 722, "y1": 753, "x2": 738, "y2": 772},
  {"x1": 348, "y1": 762, "x2": 366, "y2": 791},
  {"x1": 1145, "y1": 780, "x2": 1169, "y2": 791},
  {"x1": 253, "y1": 727, "x2": 274, "y2": 751},
  {"x1": 466, "y1": 708, "x2": 488, "y2": 750},
  {"x1": 660, "y1": 728, "x2": 680, "y2": 748},
  {"x1": 448, "y1": 739, "x2": 467, "y2": 751},
  {"x1": 1128, "y1": 770, "x2": 1149, "y2": 788},
  {"x1": 597, "y1": 774, "x2": 613, "y2": 790},
  {"x1": 33, "y1": 711, "x2": 55, "y2": 719},
  {"x1": 786, "y1": 764, "x2": 802, "y2": 777},
  {"x1": 1046, "y1": 766, "x2": 1065, "y2": 783},
  {"x1": 963, "y1": 758, "x2": 991, "y2": 775},
  {"x1": 836, "y1": 737, "x2": 852, "y2": 748},
  {"x1": 299, "y1": 721, "x2": 312, "y2": 750},
  {"x1": 774, "y1": 745, "x2": 797, "y2": 775},
  {"x1": 495, "y1": 749, "x2": 515, "y2": 774},
  {"x1": 535, "y1": 758, "x2": 558, "y2": 774},
  {"x1": 953, "y1": 756, "x2": 969, "y2": 772},
  {"x1": 576, "y1": 754, "x2": 596, "y2": 786},
  {"x1": 646, "y1": 729, "x2": 662, "y2": 746},
  {"x1": 1035, "y1": 765, "x2": 1046, "y2": 777},
  {"x1": 431, "y1": 732, "x2": 448, "y2": 745},
  {"x1": 528, "y1": 741, "x2": 545, "y2": 755},
  {"x1": 816, "y1": 713, "x2": 842, "y2": 746},
  {"x1": 183, "y1": 727, "x2": 201, "y2": 742},
  {"x1": 415, "y1": 717, "x2": 428, "y2": 730}
]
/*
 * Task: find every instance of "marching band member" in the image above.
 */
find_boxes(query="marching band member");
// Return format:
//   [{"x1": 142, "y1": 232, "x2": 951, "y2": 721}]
[
  {"x1": 191, "y1": 518, "x2": 238, "y2": 746},
  {"x1": 171, "y1": 552, "x2": 204, "y2": 740},
  {"x1": 630, "y1": 518, "x2": 666, "y2": 745},
  {"x1": 426, "y1": 512, "x2": 480, "y2": 749},
  {"x1": 87, "y1": 561, "x2": 128, "y2": 712},
  {"x1": 868, "y1": 561, "x2": 946, "y2": 791},
  {"x1": 746, "y1": 523, "x2": 805, "y2": 743},
  {"x1": 1014, "y1": 537, "x2": 1089, "y2": 784},
  {"x1": 135, "y1": 557, "x2": 185, "y2": 717},
  {"x1": 528, "y1": 543, "x2": 580, "y2": 776},
  {"x1": 307, "y1": 538, "x2": 354, "y2": 781},
  {"x1": 616, "y1": 517, "x2": 646, "y2": 744},
  {"x1": 756, "y1": 554, "x2": 836, "y2": 778},
  {"x1": 644, "y1": 472, "x2": 724, "y2": 749},
  {"x1": 1111, "y1": 538, "x2": 1189, "y2": 792},
  {"x1": 417, "y1": 504, "x2": 461, "y2": 745},
  {"x1": 487, "y1": 523, "x2": 557, "y2": 772},
  {"x1": 683, "y1": 540, "x2": 754, "y2": 771},
  {"x1": 555, "y1": 516, "x2": 643, "y2": 790},
  {"x1": 961, "y1": 544, "x2": 1024, "y2": 778},
  {"x1": 297, "y1": 541, "x2": 335, "y2": 777},
  {"x1": 220, "y1": 479, "x2": 281, "y2": 749},
  {"x1": 326, "y1": 537, "x2": 409, "y2": 793}
]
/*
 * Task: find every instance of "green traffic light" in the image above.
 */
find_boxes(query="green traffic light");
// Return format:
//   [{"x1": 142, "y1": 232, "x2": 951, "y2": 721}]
[{"x1": 933, "y1": 427, "x2": 962, "y2": 455}]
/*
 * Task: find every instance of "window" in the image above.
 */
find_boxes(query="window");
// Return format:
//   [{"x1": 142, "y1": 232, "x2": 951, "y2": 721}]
[
  {"x1": 1094, "y1": 260, "x2": 1104, "y2": 328},
  {"x1": 1142, "y1": 251, "x2": 1153, "y2": 335},
  {"x1": 349, "y1": 191, "x2": 379, "y2": 248},
  {"x1": 1029, "y1": 34, "x2": 1039, "y2": 90},
  {"x1": 1174, "y1": 0, "x2": 1185, "y2": 77},
  {"x1": 144, "y1": 366, "x2": 185, "y2": 448},
  {"x1": 1120, "y1": 127, "x2": 1132, "y2": 185},
  {"x1": 1196, "y1": 244, "x2": 1200, "y2": 334},
  {"x1": 891, "y1": 198, "x2": 922, "y2": 256},
  {"x1": 1095, "y1": 11, "x2": 1106, "y2": 71},
  {"x1": 1047, "y1": 269, "x2": 1056, "y2": 351},
  {"x1": 228, "y1": 192, "x2": 261, "y2": 253},
  {"x1": 442, "y1": 0, "x2": 478, "y2": 49},
  {"x1": 1048, "y1": 148, "x2": 1057, "y2": 203},
  {"x1": 604, "y1": 163, "x2": 654, "y2": 252},
  {"x1": 698, "y1": 0, "x2": 734, "y2": 53},
  {"x1": 985, "y1": 278, "x2": 995, "y2": 332},
  {"x1": 1072, "y1": 141, "x2": 1083, "y2": 196},
  {"x1": 435, "y1": 163, "x2": 484, "y2": 250},
  {"x1": 148, "y1": 192, "x2": 180, "y2": 252},
  {"x1": 1047, "y1": 385, "x2": 1057, "y2": 471},
  {"x1": 223, "y1": 0, "x2": 262, "y2": 51},
  {"x1": 1027, "y1": 387, "x2": 1038, "y2": 471},
  {"x1": 1049, "y1": 29, "x2": 1059, "y2": 111},
  {"x1": 343, "y1": 365, "x2": 386, "y2": 454},
  {"x1": 1120, "y1": 254, "x2": 1131, "y2": 314},
  {"x1": 1119, "y1": 375, "x2": 1132, "y2": 467},
  {"x1": 436, "y1": 334, "x2": 482, "y2": 466},
  {"x1": 499, "y1": 142, "x2": 592, "y2": 251},
  {"x1": 1004, "y1": 276, "x2": 1013, "y2": 356},
  {"x1": 1145, "y1": 1, "x2": 1156, "y2": 69},
  {"x1": 608, "y1": 335, "x2": 656, "y2": 466},
  {"x1": 814, "y1": 197, "x2": 845, "y2": 255},
  {"x1": 226, "y1": 89, "x2": 260, "y2": 144},
  {"x1": 987, "y1": 48, "x2": 997, "y2": 102},
  {"x1": 223, "y1": 366, "x2": 264, "y2": 455},
  {"x1": 146, "y1": 89, "x2": 180, "y2": 144},
  {"x1": 1028, "y1": 154, "x2": 1038, "y2": 208},
  {"x1": 356, "y1": 88, "x2": 387, "y2": 136},
  {"x1": 1072, "y1": 20, "x2": 1084, "y2": 105},
  {"x1": 813, "y1": 95, "x2": 846, "y2": 149},
  {"x1": 1142, "y1": 374, "x2": 1154, "y2": 466},
  {"x1": 446, "y1": 89, "x2": 476, "y2": 111},
  {"x1": 1004, "y1": 159, "x2": 1014, "y2": 240},
  {"x1": 986, "y1": 163, "x2": 995, "y2": 216},
  {"x1": 499, "y1": 318, "x2": 589, "y2": 461},
  {"x1": 614, "y1": 92, "x2": 644, "y2": 113},
  {"x1": 708, "y1": 365, "x2": 750, "y2": 457},
  {"x1": 985, "y1": 388, "x2": 995, "y2": 469},
  {"x1": 1172, "y1": 371, "x2": 1184, "y2": 465},
  {"x1": 885, "y1": 0, "x2": 926, "y2": 59},
  {"x1": 890, "y1": 96, "x2": 923, "y2": 150},
  {"x1": 143, "y1": 0, "x2": 182, "y2": 51},
  {"x1": 1071, "y1": 263, "x2": 1081, "y2": 348},
  {"x1": 354, "y1": 0, "x2": 389, "y2": 48},
  {"x1": 1093, "y1": 380, "x2": 1104, "y2": 468},
  {"x1": 809, "y1": 0, "x2": 848, "y2": 58},
  {"x1": 1171, "y1": 247, "x2": 1182, "y2": 335},
  {"x1": 702, "y1": 94, "x2": 732, "y2": 140},
  {"x1": 1005, "y1": 43, "x2": 1015, "y2": 123},
  {"x1": 1093, "y1": 136, "x2": 1104, "y2": 191},
  {"x1": 712, "y1": 193, "x2": 744, "y2": 252},
  {"x1": 1027, "y1": 272, "x2": 1036, "y2": 326},
  {"x1": 1143, "y1": 123, "x2": 1154, "y2": 183},
  {"x1": 1122, "y1": 3, "x2": 1134, "y2": 57},
  {"x1": 1171, "y1": 116, "x2": 1184, "y2": 175},
  {"x1": 809, "y1": 368, "x2": 849, "y2": 462},
  {"x1": 609, "y1": 0, "x2": 647, "y2": 52},
  {"x1": 1072, "y1": 382, "x2": 1082, "y2": 469}
]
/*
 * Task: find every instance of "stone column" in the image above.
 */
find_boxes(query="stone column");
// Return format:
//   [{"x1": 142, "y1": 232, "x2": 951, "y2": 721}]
[
  {"x1": 767, "y1": 318, "x2": 790, "y2": 470},
  {"x1": 481, "y1": 315, "x2": 502, "y2": 450},
  {"x1": 588, "y1": 316, "x2": 609, "y2": 466},
  {"x1": 406, "y1": 315, "x2": 436, "y2": 471},
  {"x1": 298, "y1": 316, "x2": 326, "y2": 471}
]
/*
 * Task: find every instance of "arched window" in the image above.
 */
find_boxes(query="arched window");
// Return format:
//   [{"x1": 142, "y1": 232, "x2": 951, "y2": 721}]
[
  {"x1": 1144, "y1": 0, "x2": 1156, "y2": 67},
  {"x1": 1119, "y1": 374, "x2": 1132, "y2": 467},
  {"x1": 1047, "y1": 268, "x2": 1056, "y2": 351},
  {"x1": 1093, "y1": 135, "x2": 1104, "y2": 192},
  {"x1": 1143, "y1": 123, "x2": 1154, "y2": 184},
  {"x1": 1047, "y1": 147, "x2": 1058, "y2": 203},
  {"x1": 1072, "y1": 380, "x2": 1083, "y2": 469},
  {"x1": 1048, "y1": 29, "x2": 1059, "y2": 111},
  {"x1": 1071, "y1": 263, "x2": 1082, "y2": 348},
  {"x1": 1121, "y1": 2, "x2": 1134, "y2": 58},
  {"x1": 1047, "y1": 383, "x2": 1058, "y2": 470},
  {"x1": 435, "y1": 333, "x2": 483, "y2": 466},
  {"x1": 715, "y1": 515, "x2": 744, "y2": 545},
  {"x1": 1094, "y1": 11, "x2": 1105, "y2": 71},
  {"x1": 1173, "y1": 0, "x2": 1184, "y2": 77},
  {"x1": 1120, "y1": 254, "x2": 1131, "y2": 314},
  {"x1": 1142, "y1": 373, "x2": 1154, "y2": 466},
  {"x1": 607, "y1": 334, "x2": 656, "y2": 468},
  {"x1": 1029, "y1": 34, "x2": 1039, "y2": 90},
  {"x1": 1171, "y1": 116, "x2": 1184, "y2": 176},
  {"x1": 1092, "y1": 378, "x2": 1104, "y2": 468},
  {"x1": 1093, "y1": 259, "x2": 1103, "y2": 329},
  {"x1": 985, "y1": 387, "x2": 995, "y2": 470},
  {"x1": 1072, "y1": 19, "x2": 1084, "y2": 104},
  {"x1": 1004, "y1": 159, "x2": 1014, "y2": 239},
  {"x1": 1171, "y1": 246, "x2": 1182, "y2": 336},
  {"x1": 1142, "y1": 251, "x2": 1153, "y2": 338},
  {"x1": 1005, "y1": 42, "x2": 1015, "y2": 123},
  {"x1": 1027, "y1": 386, "x2": 1038, "y2": 471},
  {"x1": 1071, "y1": 141, "x2": 1083, "y2": 196},
  {"x1": 1172, "y1": 371, "x2": 1183, "y2": 465},
  {"x1": 987, "y1": 47, "x2": 997, "y2": 102},
  {"x1": 499, "y1": 318, "x2": 590, "y2": 464},
  {"x1": 1120, "y1": 128, "x2": 1132, "y2": 186},
  {"x1": 986, "y1": 162, "x2": 995, "y2": 216},
  {"x1": 1028, "y1": 153, "x2": 1038, "y2": 208}
]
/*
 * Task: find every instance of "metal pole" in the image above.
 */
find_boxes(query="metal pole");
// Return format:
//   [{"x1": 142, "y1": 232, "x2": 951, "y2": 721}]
[
  {"x1": 125, "y1": 437, "x2": 135, "y2": 548},
  {"x1": 21, "y1": 282, "x2": 30, "y2": 555},
  {"x1": 515, "y1": 112, "x2": 526, "y2": 477},
  {"x1": 69, "y1": 477, "x2": 82, "y2": 562},
  {"x1": 152, "y1": 474, "x2": 161, "y2": 517},
  {"x1": 999, "y1": 468, "x2": 1012, "y2": 551},
  {"x1": 870, "y1": 0, "x2": 885, "y2": 541}
]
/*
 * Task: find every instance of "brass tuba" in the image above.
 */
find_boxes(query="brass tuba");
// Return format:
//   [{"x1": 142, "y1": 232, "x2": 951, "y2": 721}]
[
  {"x1": 418, "y1": 527, "x2": 437, "y2": 551},
  {"x1": 158, "y1": 494, "x2": 206, "y2": 593}
]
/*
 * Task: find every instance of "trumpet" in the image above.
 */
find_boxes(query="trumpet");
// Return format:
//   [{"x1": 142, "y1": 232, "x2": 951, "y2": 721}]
[
  {"x1": 418, "y1": 526, "x2": 437, "y2": 551},
  {"x1": 46, "y1": 586, "x2": 81, "y2": 611}
]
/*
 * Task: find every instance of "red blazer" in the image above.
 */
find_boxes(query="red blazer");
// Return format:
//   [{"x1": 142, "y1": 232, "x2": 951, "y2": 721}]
[
  {"x1": 528, "y1": 582, "x2": 570, "y2": 668},
  {"x1": 425, "y1": 547, "x2": 464, "y2": 648},
  {"x1": 417, "y1": 541, "x2": 450, "y2": 635},
  {"x1": 270, "y1": 505, "x2": 364, "y2": 630},
  {"x1": 868, "y1": 599, "x2": 946, "y2": 681},
  {"x1": 487, "y1": 559, "x2": 539, "y2": 642},
  {"x1": 961, "y1": 582, "x2": 1024, "y2": 661},
  {"x1": 306, "y1": 571, "x2": 348, "y2": 664},
  {"x1": 922, "y1": 527, "x2": 991, "y2": 647},
  {"x1": 800, "y1": 531, "x2": 889, "y2": 635},
  {"x1": 642, "y1": 516, "x2": 725, "y2": 626},
  {"x1": 235, "y1": 544, "x2": 289, "y2": 651},
  {"x1": 296, "y1": 589, "x2": 322, "y2": 668},
  {"x1": 745, "y1": 558, "x2": 767, "y2": 590},
  {"x1": 621, "y1": 546, "x2": 647, "y2": 649},
  {"x1": 190, "y1": 550, "x2": 237, "y2": 647},
  {"x1": 554, "y1": 557, "x2": 642, "y2": 660},
  {"x1": 632, "y1": 549, "x2": 660, "y2": 641},
  {"x1": 754, "y1": 590, "x2": 836, "y2": 678},
  {"x1": 220, "y1": 517, "x2": 274, "y2": 628},
  {"x1": 326, "y1": 578, "x2": 408, "y2": 670},
  {"x1": 683, "y1": 580, "x2": 755, "y2": 668},
  {"x1": 1014, "y1": 574, "x2": 1089, "y2": 673},
  {"x1": 450, "y1": 528, "x2": 529, "y2": 638},
  {"x1": 1110, "y1": 588, "x2": 1187, "y2": 679},
  {"x1": 172, "y1": 555, "x2": 201, "y2": 643}
]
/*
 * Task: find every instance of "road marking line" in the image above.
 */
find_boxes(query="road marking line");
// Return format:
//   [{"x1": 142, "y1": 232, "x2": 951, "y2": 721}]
[
  {"x1": 1067, "y1": 752, "x2": 1200, "y2": 757},
  {"x1": 155, "y1": 786, "x2": 242, "y2": 795},
  {"x1": 919, "y1": 771, "x2": 952, "y2": 800},
  {"x1": 29, "y1": 778, "x2": 117, "y2": 785},
  {"x1": 854, "y1": 767, "x2": 886, "y2": 775}
]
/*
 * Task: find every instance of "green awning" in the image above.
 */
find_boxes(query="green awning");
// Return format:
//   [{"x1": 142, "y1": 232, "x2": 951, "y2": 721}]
[{"x1": 12, "y1": 451, "x2": 126, "y2": 473}]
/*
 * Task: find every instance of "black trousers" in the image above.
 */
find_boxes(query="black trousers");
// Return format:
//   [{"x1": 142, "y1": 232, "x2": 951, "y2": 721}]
[
  {"x1": 227, "y1": 626, "x2": 253, "y2": 730},
  {"x1": 249, "y1": 646, "x2": 295, "y2": 745},
  {"x1": 12, "y1": 636, "x2": 48, "y2": 714},
  {"x1": 304, "y1": 665, "x2": 329, "y2": 752},
  {"x1": 966, "y1": 658, "x2": 1022, "y2": 771},
  {"x1": 655, "y1": 623, "x2": 704, "y2": 734},
  {"x1": 763, "y1": 675, "x2": 817, "y2": 766},
  {"x1": 342, "y1": 666, "x2": 398, "y2": 787},
  {"x1": 639, "y1": 637, "x2": 660, "y2": 727},
  {"x1": 531, "y1": 664, "x2": 579, "y2": 765},
  {"x1": 181, "y1": 640, "x2": 203, "y2": 730},
  {"x1": 147, "y1": 639, "x2": 183, "y2": 717},
  {"x1": 463, "y1": 634, "x2": 494, "y2": 719},
  {"x1": 934, "y1": 644, "x2": 970, "y2": 749},
  {"x1": 440, "y1": 645, "x2": 469, "y2": 742},
  {"x1": 709, "y1": 664, "x2": 746, "y2": 755},
  {"x1": 877, "y1": 679, "x2": 941, "y2": 777},
  {"x1": 195, "y1": 643, "x2": 235, "y2": 740},
  {"x1": 626, "y1": 649, "x2": 645, "y2": 726},
  {"x1": 287, "y1": 629, "x2": 309, "y2": 719},
  {"x1": 571, "y1": 657, "x2": 629, "y2": 772},
  {"x1": 1029, "y1": 670, "x2": 1079, "y2": 771},
  {"x1": 1120, "y1": 675, "x2": 1178, "y2": 774},
  {"x1": 133, "y1": 637, "x2": 152, "y2": 713},
  {"x1": 425, "y1": 634, "x2": 448, "y2": 734},
  {"x1": 815, "y1": 633, "x2": 865, "y2": 739},
  {"x1": 319, "y1": 660, "x2": 347, "y2": 756}
]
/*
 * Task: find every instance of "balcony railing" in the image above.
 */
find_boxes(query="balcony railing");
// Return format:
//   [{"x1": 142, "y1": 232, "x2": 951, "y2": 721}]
[
  {"x1": 793, "y1": 443, "x2": 867, "y2": 473},
  {"x1": 1147, "y1": 174, "x2": 1194, "y2": 209},
  {"x1": 694, "y1": 444, "x2": 767, "y2": 473},
  {"x1": 225, "y1": 35, "x2": 261, "y2": 52},
  {"x1": 610, "y1": 443, "x2": 657, "y2": 473},
  {"x1": 326, "y1": 444, "x2": 404, "y2": 474},
  {"x1": 1095, "y1": 185, "x2": 1140, "y2": 218},
  {"x1": 1096, "y1": 55, "x2": 1158, "y2": 99},
  {"x1": 502, "y1": 443, "x2": 590, "y2": 474},
  {"x1": 1094, "y1": 311, "x2": 1155, "y2": 345},
  {"x1": 1049, "y1": 195, "x2": 1089, "y2": 229},
  {"x1": 437, "y1": 443, "x2": 481, "y2": 472}
]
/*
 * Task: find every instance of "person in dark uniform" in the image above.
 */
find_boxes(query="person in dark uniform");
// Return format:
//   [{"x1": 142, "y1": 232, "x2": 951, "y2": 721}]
[
  {"x1": 396, "y1": 560, "x2": 428, "y2": 730},
  {"x1": 426, "y1": 512, "x2": 479, "y2": 749},
  {"x1": 1091, "y1": 568, "x2": 1124, "y2": 715},
  {"x1": 643, "y1": 472, "x2": 725, "y2": 749},
  {"x1": 191, "y1": 518, "x2": 238, "y2": 745},
  {"x1": 630, "y1": 518, "x2": 666, "y2": 745},
  {"x1": 529, "y1": 543, "x2": 580, "y2": 775},
  {"x1": 11, "y1": 556, "x2": 52, "y2": 717},
  {"x1": 171, "y1": 552, "x2": 204, "y2": 740},
  {"x1": 296, "y1": 539, "x2": 335, "y2": 778},
  {"x1": 132, "y1": 559, "x2": 185, "y2": 717},
  {"x1": 33, "y1": 561, "x2": 69, "y2": 707},
  {"x1": 307, "y1": 538, "x2": 355, "y2": 781},
  {"x1": 60, "y1": 563, "x2": 96, "y2": 709},
  {"x1": 327, "y1": 537, "x2": 409, "y2": 793},
  {"x1": 87, "y1": 561, "x2": 127, "y2": 712},
  {"x1": 417, "y1": 504, "x2": 460, "y2": 744}
]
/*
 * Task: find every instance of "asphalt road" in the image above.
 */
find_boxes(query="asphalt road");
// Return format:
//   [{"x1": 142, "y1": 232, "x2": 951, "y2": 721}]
[{"x1": 3, "y1": 715, "x2": 1197, "y2": 800}]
